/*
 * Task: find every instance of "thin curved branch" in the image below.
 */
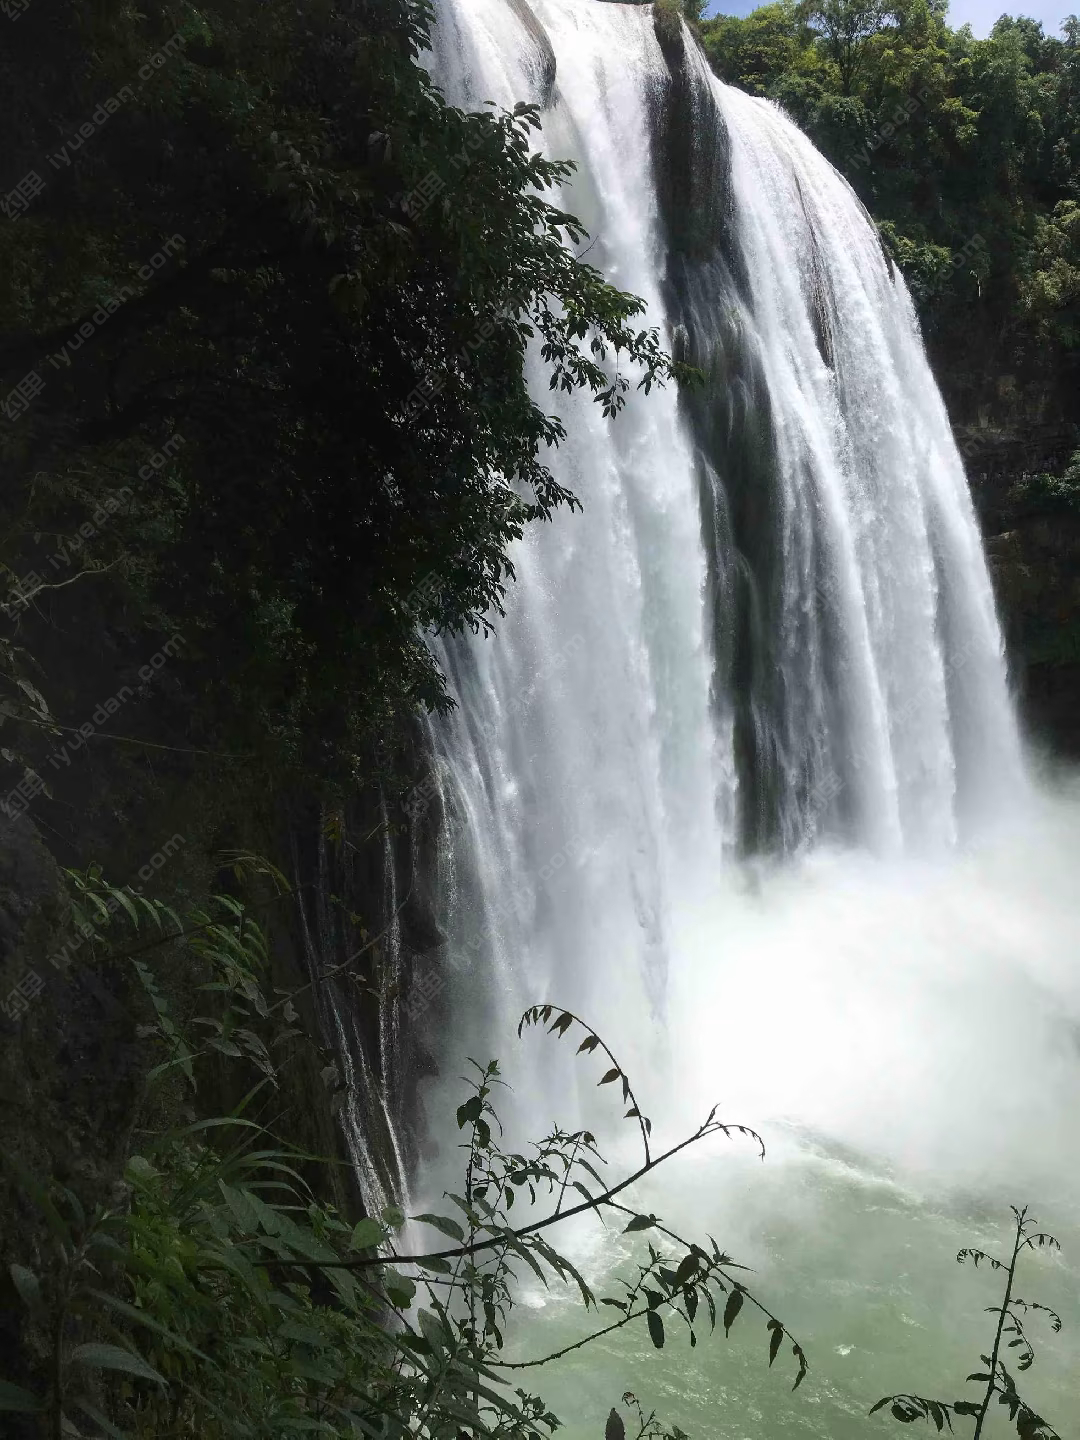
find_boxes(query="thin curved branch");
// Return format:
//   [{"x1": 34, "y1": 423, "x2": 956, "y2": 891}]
[
  {"x1": 518, "y1": 1003, "x2": 652, "y2": 1164},
  {"x1": 604, "y1": 1199, "x2": 802, "y2": 1351},
  {"x1": 258, "y1": 1111, "x2": 743, "y2": 1272},
  {"x1": 0, "y1": 708, "x2": 252, "y2": 758},
  {"x1": 494, "y1": 1302, "x2": 652, "y2": 1369}
]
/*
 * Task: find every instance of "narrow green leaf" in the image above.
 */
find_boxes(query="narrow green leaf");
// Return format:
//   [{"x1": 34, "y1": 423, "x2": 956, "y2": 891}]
[
  {"x1": 0, "y1": 1380, "x2": 43, "y2": 1413},
  {"x1": 412, "y1": 1212, "x2": 464, "y2": 1242},
  {"x1": 9, "y1": 1264, "x2": 43, "y2": 1313},
  {"x1": 111, "y1": 889, "x2": 140, "y2": 928},
  {"x1": 647, "y1": 1310, "x2": 665, "y2": 1349},
  {"x1": 87, "y1": 1291, "x2": 216, "y2": 1364},
  {"x1": 70, "y1": 1343, "x2": 165, "y2": 1386},
  {"x1": 415, "y1": 1255, "x2": 452, "y2": 1275},
  {"x1": 71, "y1": 1397, "x2": 130, "y2": 1439}
]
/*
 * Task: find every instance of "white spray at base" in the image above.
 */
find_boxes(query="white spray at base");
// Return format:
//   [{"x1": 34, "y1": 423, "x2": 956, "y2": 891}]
[{"x1": 418, "y1": 3, "x2": 1079, "y2": 1425}]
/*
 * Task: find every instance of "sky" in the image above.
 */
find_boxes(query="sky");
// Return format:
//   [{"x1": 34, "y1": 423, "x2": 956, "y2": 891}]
[{"x1": 702, "y1": 0, "x2": 1075, "y2": 38}]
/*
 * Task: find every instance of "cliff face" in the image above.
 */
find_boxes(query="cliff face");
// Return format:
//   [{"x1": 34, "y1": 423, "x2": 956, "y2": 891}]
[{"x1": 958, "y1": 422, "x2": 1080, "y2": 758}]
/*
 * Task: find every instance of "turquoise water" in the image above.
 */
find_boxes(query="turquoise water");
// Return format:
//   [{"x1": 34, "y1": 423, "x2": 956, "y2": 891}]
[{"x1": 506, "y1": 1152, "x2": 1079, "y2": 1437}]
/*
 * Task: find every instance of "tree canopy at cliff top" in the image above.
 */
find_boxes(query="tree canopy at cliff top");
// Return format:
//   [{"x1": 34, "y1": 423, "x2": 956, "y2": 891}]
[
  {"x1": 0, "y1": 0, "x2": 678, "y2": 797},
  {"x1": 700, "y1": 0, "x2": 1080, "y2": 424}
]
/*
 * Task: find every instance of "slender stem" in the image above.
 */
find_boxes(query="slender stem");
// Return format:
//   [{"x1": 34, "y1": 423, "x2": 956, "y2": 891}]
[
  {"x1": 50, "y1": 1298, "x2": 65, "y2": 1440},
  {"x1": 523, "y1": 1005, "x2": 651, "y2": 1165},
  {"x1": 553, "y1": 1132, "x2": 584, "y2": 1216},
  {"x1": 3, "y1": 707, "x2": 250, "y2": 757},
  {"x1": 495, "y1": 1302, "x2": 652, "y2": 1369},
  {"x1": 974, "y1": 1212, "x2": 1025, "y2": 1440}
]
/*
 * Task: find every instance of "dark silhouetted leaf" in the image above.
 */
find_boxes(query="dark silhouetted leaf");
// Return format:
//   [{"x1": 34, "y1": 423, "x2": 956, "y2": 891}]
[
  {"x1": 623, "y1": 1214, "x2": 656, "y2": 1233},
  {"x1": 605, "y1": 1408, "x2": 626, "y2": 1440},
  {"x1": 674, "y1": 1254, "x2": 698, "y2": 1288},
  {"x1": 768, "y1": 1318, "x2": 783, "y2": 1366},
  {"x1": 413, "y1": 1213, "x2": 465, "y2": 1243},
  {"x1": 456, "y1": 1097, "x2": 483, "y2": 1129}
]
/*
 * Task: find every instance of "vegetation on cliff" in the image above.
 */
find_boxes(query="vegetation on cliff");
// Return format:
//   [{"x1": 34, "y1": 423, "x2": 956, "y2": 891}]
[
  {"x1": 0, "y1": 1, "x2": 686, "y2": 1428},
  {"x1": 0, "y1": 0, "x2": 680, "y2": 806},
  {"x1": 2, "y1": 869, "x2": 808, "y2": 1437},
  {"x1": 700, "y1": 0, "x2": 1080, "y2": 742},
  {"x1": 700, "y1": 0, "x2": 1079, "y2": 429}
]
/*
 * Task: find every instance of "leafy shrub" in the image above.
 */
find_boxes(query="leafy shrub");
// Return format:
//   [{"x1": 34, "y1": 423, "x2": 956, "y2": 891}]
[
  {"x1": 2, "y1": 871, "x2": 805, "y2": 1438},
  {"x1": 1008, "y1": 449, "x2": 1080, "y2": 518}
]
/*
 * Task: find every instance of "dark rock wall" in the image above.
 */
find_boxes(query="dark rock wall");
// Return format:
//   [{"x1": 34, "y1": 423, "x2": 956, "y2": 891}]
[{"x1": 961, "y1": 423, "x2": 1080, "y2": 757}]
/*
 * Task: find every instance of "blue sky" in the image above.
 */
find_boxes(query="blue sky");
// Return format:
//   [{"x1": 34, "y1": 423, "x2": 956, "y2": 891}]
[{"x1": 702, "y1": 0, "x2": 1076, "y2": 38}]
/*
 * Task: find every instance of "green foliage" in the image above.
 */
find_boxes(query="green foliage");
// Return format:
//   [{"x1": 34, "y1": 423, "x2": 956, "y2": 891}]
[
  {"x1": 681, "y1": 0, "x2": 710, "y2": 25},
  {"x1": 0, "y1": 0, "x2": 683, "y2": 797},
  {"x1": 701, "y1": 0, "x2": 1080, "y2": 423},
  {"x1": 803, "y1": 0, "x2": 898, "y2": 94},
  {"x1": 3, "y1": 875, "x2": 806, "y2": 1437},
  {"x1": 655, "y1": 0, "x2": 687, "y2": 46},
  {"x1": 871, "y1": 1207, "x2": 1063, "y2": 1439},
  {"x1": 1009, "y1": 447, "x2": 1080, "y2": 516},
  {"x1": 702, "y1": 1, "x2": 818, "y2": 94}
]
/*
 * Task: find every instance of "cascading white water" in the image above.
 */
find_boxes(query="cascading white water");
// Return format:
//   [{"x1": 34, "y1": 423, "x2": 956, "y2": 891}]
[
  {"x1": 426, "y1": 0, "x2": 1024, "y2": 1074},
  {"x1": 419, "y1": 2, "x2": 1079, "y2": 1432},
  {"x1": 429, "y1": 0, "x2": 726, "y2": 1077},
  {"x1": 697, "y1": 67, "x2": 1024, "y2": 855}
]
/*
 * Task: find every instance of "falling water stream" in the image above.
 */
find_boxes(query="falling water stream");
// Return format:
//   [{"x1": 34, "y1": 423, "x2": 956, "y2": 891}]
[{"x1": 415, "y1": 1, "x2": 1080, "y2": 1431}]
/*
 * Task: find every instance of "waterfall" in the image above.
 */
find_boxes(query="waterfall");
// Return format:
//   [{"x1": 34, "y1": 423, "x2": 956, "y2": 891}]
[
  {"x1": 413, "y1": 6, "x2": 1080, "y2": 1430},
  {"x1": 424, "y1": 0, "x2": 1024, "y2": 1070}
]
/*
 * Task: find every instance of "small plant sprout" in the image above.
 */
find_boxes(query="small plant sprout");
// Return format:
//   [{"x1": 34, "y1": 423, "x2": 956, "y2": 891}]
[{"x1": 871, "y1": 1205, "x2": 1063, "y2": 1439}]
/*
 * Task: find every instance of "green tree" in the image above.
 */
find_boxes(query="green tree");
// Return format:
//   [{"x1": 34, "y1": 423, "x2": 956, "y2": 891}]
[
  {"x1": 700, "y1": 1, "x2": 1080, "y2": 427},
  {"x1": 702, "y1": 1, "x2": 823, "y2": 96},
  {"x1": 802, "y1": 0, "x2": 898, "y2": 93},
  {"x1": 0, "y1": 0, "x2": 683, "y2": 801}
]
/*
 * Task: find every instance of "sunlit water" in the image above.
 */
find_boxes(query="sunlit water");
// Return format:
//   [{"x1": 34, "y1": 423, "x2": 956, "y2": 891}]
[
  {"x1": 489, "y1": 776, "x2": 1080, "y2": 1435},
  {"x1": 416, "y1": 1, "x2": 1080, "y2": 1432}
]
